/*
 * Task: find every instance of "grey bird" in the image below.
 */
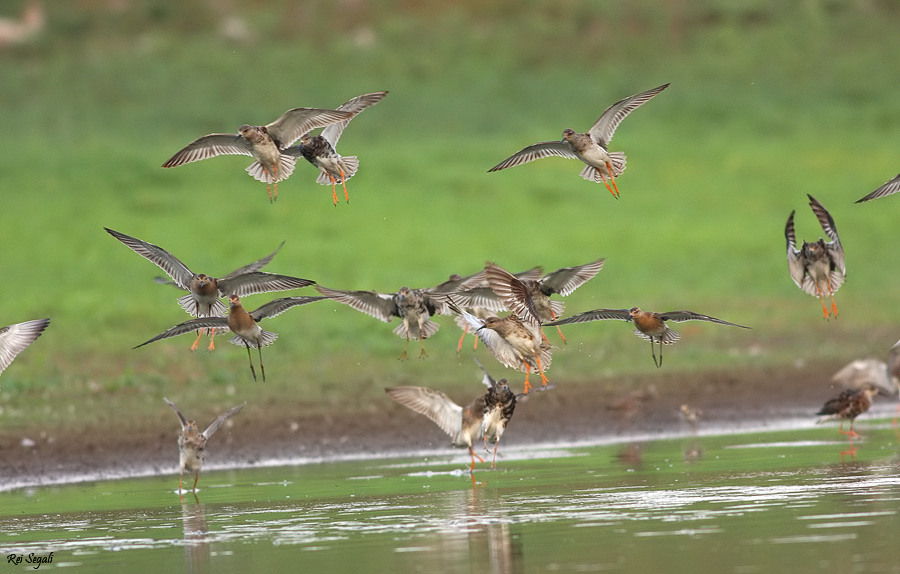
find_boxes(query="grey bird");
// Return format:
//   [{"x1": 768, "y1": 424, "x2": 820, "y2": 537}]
[
  {"x1": 855, "y1": 173, "x2": 900, "y2": 203},
  {"x1": 785, "y1": 194, "x2": 846, "y2": 319},
  {"x1": 162, "y1": 106, "x2": 353, "y2": 202},
  {"x1": 163, "y1": 397, "x2": 244, "y2": 494},
  {"x1": 488, "y1": 83, "x2": 669, "y2": 198}
]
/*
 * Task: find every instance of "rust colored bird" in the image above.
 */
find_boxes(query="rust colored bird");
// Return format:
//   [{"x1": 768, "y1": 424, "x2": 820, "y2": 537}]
[
  {"x1": 135, "y1": 295, "x2": 325, "y2": 382},
  {"x1": 785, "y1": 194, "x2": 846, "y2": 319},
  {"x1": 546, "y1": 307, "x2": 749, "y2": 368},
  {"x1": 488, "y1": 83, "x2": 669, "y2": 198},
  {"x1": 816, "y1": 384, "x2": 879, "y2": 440}
]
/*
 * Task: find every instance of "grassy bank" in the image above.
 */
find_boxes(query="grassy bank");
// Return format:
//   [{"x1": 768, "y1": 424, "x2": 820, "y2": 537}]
[{"x1": 0, "y1": 1, "x2": 898, "y2": 433}]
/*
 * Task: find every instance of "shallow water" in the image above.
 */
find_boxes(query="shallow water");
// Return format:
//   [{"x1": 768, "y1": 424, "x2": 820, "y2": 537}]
[{"x1": 1, "y1": 421, "x2": 898, "y2": 573}]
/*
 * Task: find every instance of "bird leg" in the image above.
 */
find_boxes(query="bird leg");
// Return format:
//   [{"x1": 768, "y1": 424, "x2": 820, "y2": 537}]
[
  {"x1": 533, "y1": 353, "x2": 550, "y2": 388},
  {"x1": 192, "y1": 472, "x2": 200, "y2": 493},
  {"x1": 456, "y1": 326, "x2": 468, "y2": 352},
  {"x1": 604, "y1": 161, "x2": 620, "y2": 199},
  {"x1": 245, "y1": 343, "x2": 258, "y2": 381},
  {"x1": 271, "y1": 163, "x2": 278, "y2": 202},
  {"x1": 838, "y1": 421, "x2": 860, "y2": 440},
  {"x1": 650, "y1": 339, "x2": 662, "y2": 368},
  {"x1": 190, "y1": 331, "x2": 203, "y2": 352},
  {"x1": 398, "y1": 336, "x2": 410, "y2": 360},
  {"x1": 257, "y1": 345, "x2": 266, "y2": 383},
  {"x1": 328, "y1": 174, "x2": 339, "y2": 206},
  {"x1": 206, "y1": 328, "x2": 217, "y2": 351},
  {"x1": 549, "y1": 309, "x2": 567, "y2": 343},
  {"x1": 468, "y1": 445, "x2": 485, "y2": 472},
  {"x1": 339, "y1": 167, "x2": 349, "y2": 203},
  {"x1": 179, "y1": 470, "x2": 184, "y2": 494},
  {"x1": 522, "y1": 366, "x2": 533, "y2": 395}
]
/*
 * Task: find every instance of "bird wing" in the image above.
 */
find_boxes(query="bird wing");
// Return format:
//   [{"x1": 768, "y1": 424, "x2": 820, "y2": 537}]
[
  {"x1": 265, "y1": 108, "x2": 354, "y2": 148},
  {"x1": 162, "y1": 133, "x2": 254, "y2": 167},
  {"x1": 202, "y1": 403, "x2": 245, "y2": 439},
  {"x1": 544, "y1": 308, "x2": 632, "y2": 326},
  {"x1": 784, "y1": 210, "x2": 807, "y2": 288},
  {"x1": 221, "y1": 241, "x2": 285, "y2": 280},
  {"x1": 483, "y1": 262, "x2": 541, "y2": 325},
  {"x1": 249, "y1": 296, "x2": 327, "y2": 322},
  {"x1": 806, "y1": 194, "x2": 846, "y2": 277},
  {"x1": 539, "y1": 258, "x2": 606, "y2": 296},
  {"x1": 0, "y1": 318, "x2": 50, "y2": 375},
  {"x1": 657, "y1": 310, "x2": 750, "y2": 328},
  {"x1": 856, "y1": 173, "x2": 900, "y2": 203},
  {"x1": 218, "y1": 272, "x2": 315, "y2": 298},
  {"x1": 488, "y1": 141, "x2": 577, "y2": 171},
  {"x1": 316, "y1": 286, "x2": 399, "y2": 322},
  {"x1": 472, "y1": 355, "x2": 498, "y2": 389},
  {"x1": 385, "y1": 386, "x2": 463, "y2": 438},
  {"x1": 163, "y1": 397, "x2": 188, "y2": 431},
  {"x1": 588, "y1": 83, "x2": 669, "y2": 147},
  {"x1": 133, "y1": 317, "x2": 230, "y2": 348},
  {"x1": 320, "y1": 91, "x2": 388, "y2": 148},
  {"x1": 105, "y1": 227, "x2": 195, "y2": 289}
]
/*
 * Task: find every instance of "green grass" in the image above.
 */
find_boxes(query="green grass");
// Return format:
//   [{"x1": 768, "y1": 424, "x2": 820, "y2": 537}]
[{"x1": 0, "y1": 1, "x2": 898, "y2": 430}]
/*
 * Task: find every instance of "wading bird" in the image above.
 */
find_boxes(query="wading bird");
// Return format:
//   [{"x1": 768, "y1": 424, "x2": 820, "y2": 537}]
[
  {"x1": 385, "y1": 358, "x2": 517, "y2": 472},
  {"x1": 163, "y1": 397, "x2": 244, "y2": 494},
  {"x1": 855, "y1": 173, "x2": 900, "y2": 203},
  {"x1": 546, "y1": 307, "x2": 749, "y2": 368},
  {"x1": 0, "y1": 318, "x2": 50, "y2": 379},
  {"x1": 162, "y1": 107, "x2": 353, "y2": 201},
  {"x1": 785, "y1": 194, "x2": 846, "y2": 319},
  {"x1": 488, "y1": 83, "x2": 669, "y2": 198},
  {"x1": 816, "y1": 384, "x2": 879, "y2": 440},
  {"x1": 105, "y1": 228, "x2": 314, "y2": 350},
  {"x1": 135, "y1": 295, "x2": 325, "y2": 382},
  {"x1": 284, "y1": 91, "x2": 388, "y2": 205}
]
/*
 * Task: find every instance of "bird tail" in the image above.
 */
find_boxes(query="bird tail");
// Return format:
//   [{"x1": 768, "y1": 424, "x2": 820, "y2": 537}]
[
  {"x1": 315, "y1": 156, "x2": 359, "y2": 185},
  {"x1": 393, "y1": 318, "x2": 440, "y2": 340},
  {"x1": 228, "y1": 330, "x2": 278, "y2": 348},
  {"x1": 579, "y1": 152, "x2": 627, "y2": 182},
  {"x1": 245, "y1": 155, "x2": 296, "y2": 183}
]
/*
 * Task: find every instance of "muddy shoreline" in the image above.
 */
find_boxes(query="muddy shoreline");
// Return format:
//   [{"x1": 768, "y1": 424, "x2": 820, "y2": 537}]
[{"x1": 1, "y1": 360, "x2": 887, "y2": 491}]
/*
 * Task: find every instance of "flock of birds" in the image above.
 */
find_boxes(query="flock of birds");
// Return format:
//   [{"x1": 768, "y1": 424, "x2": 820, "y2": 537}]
[{"x1": 2, "y1": 84, "x2": 899, "y2": 493}]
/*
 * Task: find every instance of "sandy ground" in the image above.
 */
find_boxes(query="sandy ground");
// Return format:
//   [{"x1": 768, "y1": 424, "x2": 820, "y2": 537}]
[{"x1": 1, "y1": 360, "x2": 891, "y2": 490}]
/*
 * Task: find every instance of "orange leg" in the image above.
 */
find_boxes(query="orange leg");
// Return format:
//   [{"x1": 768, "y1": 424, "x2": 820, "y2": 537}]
[
  {"x1": 456, "y1": 326, "x2": 468, "y2": 352},
  {"x1": 271, "y1": 163, "x2": 278, "y2": 202},
  {"x1": 604, "y1": 161, "x2": 620, "y2": 198},
  {"x1": 190, "y1": 331, "x2": 202, "y2": 351},
  {"x1": 522, "y1": 366, "x2": 533, "y2": 395},
  {"x1": 548, "y1": 309, "x2": 567, "y2": 343},
  {"x1": 489, "y1": 442, "x2": 500, "y2": 469},
  {"x1": 468, "y1": 445, "x2": 485, "y2": 472},
  {"x1": 533, "y1": 353, "x2": 550, "y2": 387},
  {"x1": 328, "y1": 175, "x2": 339, "y2": 206},
  {"x1": 339, "y1": 168, "x2": 349, "y2": 203},
  {"x1": 192, "y1": 472, "x2": 199, "y2": 493},
  {"x1": 179, "y1": 470, "x2": 184, "y2": 494},
  {"x1": 206, "y1": 328, "x2": 217, "y2": 351}
]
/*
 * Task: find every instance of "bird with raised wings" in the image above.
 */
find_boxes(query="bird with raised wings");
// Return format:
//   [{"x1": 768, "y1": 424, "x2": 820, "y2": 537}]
[
  {"x1": 163, "y1": 397, "x2": 244, "y2": 494},
  {"x1": 284, "y1": 91, "x2": 388, "y2": 205},
  {"x1": 162, "y1": 106, "x2": 353, "y2": 201},
  {"x1": 488, "y1": 83, "x2": 669, "y2": 198},
  {"x1": 785, "y1": 194, "x2": 846, "y2": 319},
  {"x1": 106, "y1": 227, "x2": 315, "y2": 350}
]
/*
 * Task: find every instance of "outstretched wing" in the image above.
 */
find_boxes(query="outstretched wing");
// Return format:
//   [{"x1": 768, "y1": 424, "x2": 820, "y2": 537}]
[
  {"x1": 657, "y1": 310, "x2": 750, "y2": 329},
  {"x1": 249, "y1": 296, "x2": 327, "y2": 322},
  {"x1": 133, "y1": 317, "x2": 230, "y2": 348},
  {"x1": 545, "y1": 308, "x2": 632, "y2": 326},
  {"x1": 221, "y1": 241, "x2": 285, "y2": 279},
  {"x1": 588, "y1": 83, "x2": 669, "y2": 148},
  {"x1": 105, "y1": 227, "x2": 194, "y2": 289},
  {"x1": 163, "y1": 397, "x2": 188, "y2": 431},
  {"x1": 265, "y1": 108, "x2": 354, "y2": 148},
  {"x1": 488, "y1": 141, "x2": 577, "y2": 171},
  {"x1": 320, "y1": 91, "x2": 389, "y2": 148},
  {"x1": 162, "y1": 134, "x2": 253, "y2": 167},
  {"x1": 856, "y1": 174, "x2": 900, "y2": 203},
  {"x1": 807, "y1": 194, "x2": 845, "y2": 277},
  {"x1": 202, "y1": 403, "x2": 245, "y2": 439},
  {"x1": 316, "y1": 286, "x2": 399, "y2": 322},
  {"x1": 385, "y1": 386, "x2": 463, "y2": 438},
  {"x1": 539, "y1": 258, "x2": 606, "y2": 296},
  {"x1": 0, "y1": 318, "x2": 50, "y2": 375}
]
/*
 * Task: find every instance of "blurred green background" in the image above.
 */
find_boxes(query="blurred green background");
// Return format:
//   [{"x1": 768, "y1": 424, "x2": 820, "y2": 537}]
[{"x1": 0, "y1": 1, "x2": 897, "y2": 430}]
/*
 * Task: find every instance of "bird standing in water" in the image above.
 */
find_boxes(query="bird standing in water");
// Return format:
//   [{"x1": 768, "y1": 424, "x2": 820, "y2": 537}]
[
  {"x1": 163, "y1": 397, "x2": 244, "y2": 494},
  {"x1": 816, "y1": 384, "x2": 879, "y2": 440}
]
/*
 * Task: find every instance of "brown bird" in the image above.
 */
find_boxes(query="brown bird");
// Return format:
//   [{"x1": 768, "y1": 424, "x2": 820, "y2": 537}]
[
  {"x1": 785, "y1": 194, "x2": 846, "y2": 319},
  {"x1": 163, "y1": 397, "x2": 244, "y2": 494},
  {"x1": 451, "y1": 302, "x2": 551, "y2": 394},
  {"x1": 816, "y1": 384, "x2": 879, "y2": 440},
  {"x1": 284, "y1": 91, "x2": 388, "y2": 205},
  {"x1": 134, "y1": 295, "x2": 325, "y2": 382},
  {"x1": 316, "y1": 285, "x2": 445, "y2": 359},
  {"x1": 488, "y1": 83, "x2": 669, "y2": 198},
  {"x1": 482, "y1": 259, "x2": 605, "y2": 342},
  {"x1": 106, "y1": 228, "x2": 315, "y2": 351},
  {"x1": 385, "y1": 359, "x2": 517, "y2": 471},
  {"x1": 0, "y1": 318, "x2": 50, "y2": 380},
  {"x1": 162, "y1": 107, "x2": 353, "y2": 202},
  {"x1": 546, "y1": 307, "x2": 749, "y2": 368},
  {"x1": 855, "y1": 173, "x2": 900, "y2": 203}
]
